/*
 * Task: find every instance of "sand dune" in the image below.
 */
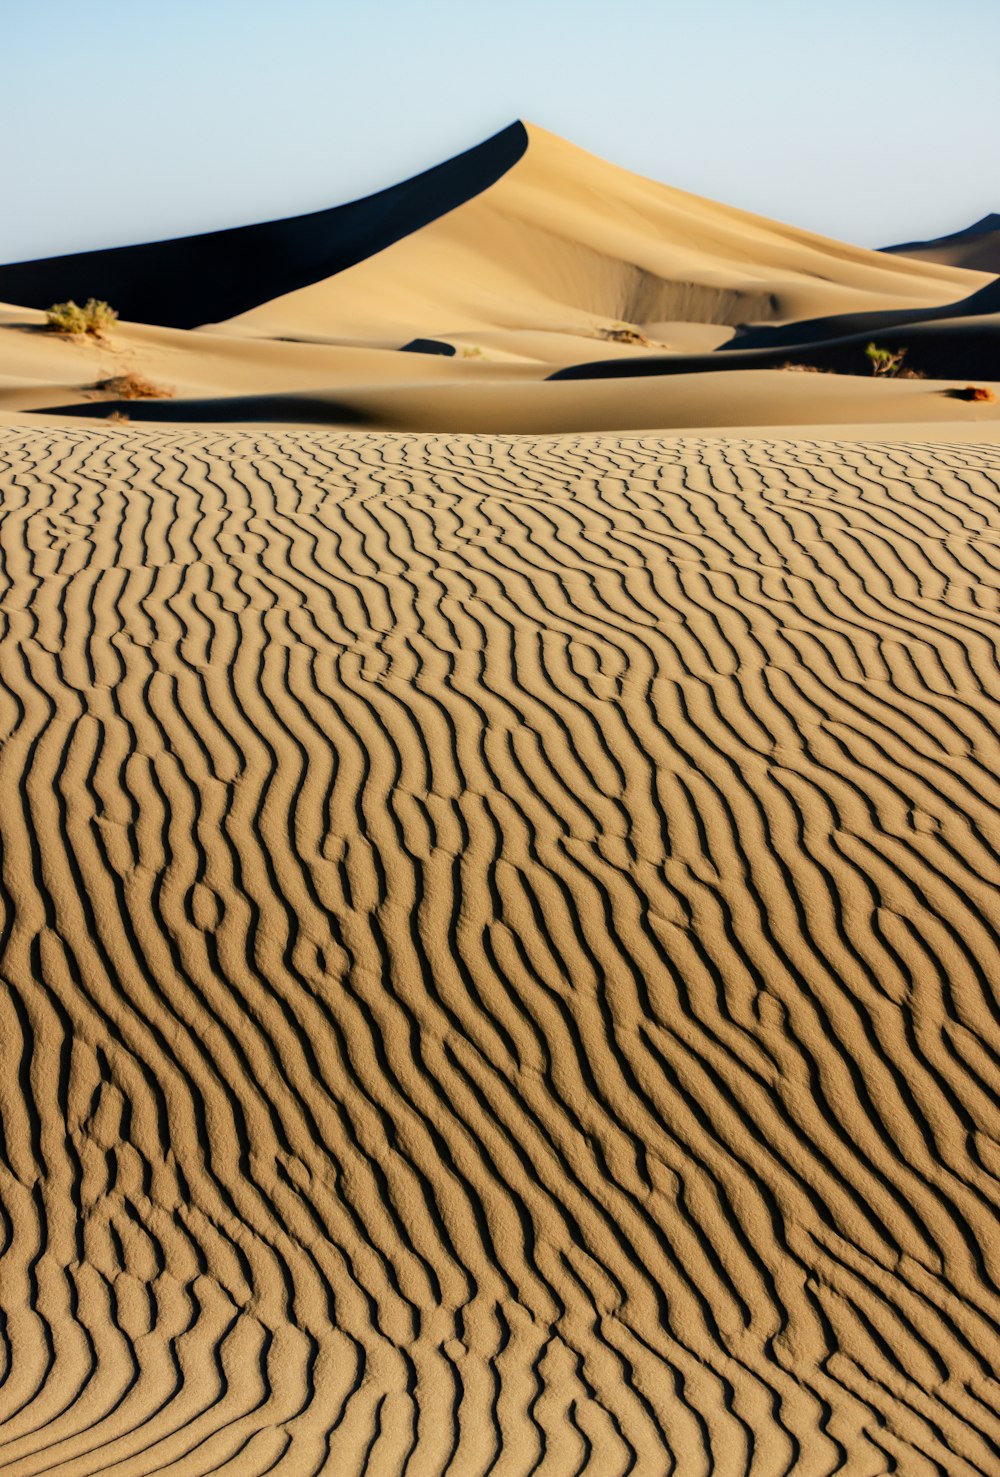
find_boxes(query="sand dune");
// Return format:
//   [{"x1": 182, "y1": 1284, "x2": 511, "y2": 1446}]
[
  {"x1": 0, "y1": 124, "x2": 995, "y2": 432},
  {"x1": 0, "y1": 124, "x2": 528, "y2": 329},
  {"x1": 28, "y1": 368, "x2": 1000, "y2": 436},
  {"x1": 1, "y1": 419, "x2": 999, "y2": 1473},
  {"x1": 220, "y1": 124, "x2": 989, "y2": 347},
  {"x1": 1, "y1": 303, "x2": 997, "y2": 435},
  {"x1": 2, "y1": 121, "x2": 982, "y2": 353},
  {"x1": 885, "y1": 215, "x2": 1000, "y2": 275}
]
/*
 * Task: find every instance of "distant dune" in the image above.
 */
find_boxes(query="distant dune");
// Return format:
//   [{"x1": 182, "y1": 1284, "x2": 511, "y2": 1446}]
[
  {"x1": 884, "y1": 214, "x2": 1000, "y2": 274},
  {"x1": 1, "y1": 123, "x2": 1000, "y2": 1476}
]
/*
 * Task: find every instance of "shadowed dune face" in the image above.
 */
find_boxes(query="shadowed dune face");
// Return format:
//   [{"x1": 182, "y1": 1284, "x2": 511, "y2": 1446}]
[
  {"x1": 718, "y1": 274, "x2": 1000, "y2": 357},
  {"x1": 1, "y1": 422, "x2": 1000, "y2": 1472},
  {"x1": 0, "y1": 123, "x2": 528, "y2": 328}
]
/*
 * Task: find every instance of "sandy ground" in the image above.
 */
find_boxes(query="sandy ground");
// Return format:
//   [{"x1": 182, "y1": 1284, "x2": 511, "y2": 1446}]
[
  {"x1": 0, "y1": 418, "x2": 999, "y2": 1475},
  {"x1": 1, "y1": 117, "x2": 1000, "y2": 1474}
]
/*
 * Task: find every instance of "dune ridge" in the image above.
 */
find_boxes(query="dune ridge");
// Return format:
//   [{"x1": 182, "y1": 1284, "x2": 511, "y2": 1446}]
[
  {"x1": 0, "y1": 124, "x2": 528, "y2": 328},
  {"x1": 0, "y1": 420, "x2": 999, "y2": 1473}
]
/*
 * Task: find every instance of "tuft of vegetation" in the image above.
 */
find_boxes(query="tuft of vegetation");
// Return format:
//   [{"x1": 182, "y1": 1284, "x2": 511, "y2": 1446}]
[
  {"x1": 597, "y1": 323, "x2": 654, "y2": 347},
  {"x1": 461, "y1": 345, "x2": 485, "y2": 359},
  {"x1": 46, "y1": 298, "x2": 118, "y2": 337},
  {"x1": 95, "y1": 373, "x2": 172, "y2": 400},
  {"x1": 779, "y1": 361, "x2": 834, "y2": 374},
  {"x1": 865, "y1": 341, "x2": 907, "y2": 377},
  {"x1": 953, "y1": 385, "x2": 997, "y2": 403},
  {"x1": 105, "y1": 409, "x2": 130, "y2": 424}
]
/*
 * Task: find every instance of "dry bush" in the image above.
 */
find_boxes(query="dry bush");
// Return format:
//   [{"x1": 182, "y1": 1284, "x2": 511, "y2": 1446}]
[
  {"x1": 95, "y1": 373, "x2": 172, "y2": 400},
  {"x1": 461, "y1": 346, "x2": 484, "y2": 359},
  {"x1": 597, "y1": 323, "x2": 654, "y2": 347},
  {"x1": 105, "y1": 409, "x2": 130, "y2": 423},
  {"x1": 955, "y1": 385, "x2": 996, "y2": 402},
  {"x1": 46, "y1": 299, "x2": 118, "y2": 336},
  {"x1": 778, "y1": 362, "x2": 839, "y2": 375}
]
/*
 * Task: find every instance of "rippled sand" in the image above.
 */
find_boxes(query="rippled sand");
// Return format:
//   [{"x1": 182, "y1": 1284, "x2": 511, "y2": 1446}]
[{"x1": 1, "y1": 423, "x2": 999, "y2": 1474}]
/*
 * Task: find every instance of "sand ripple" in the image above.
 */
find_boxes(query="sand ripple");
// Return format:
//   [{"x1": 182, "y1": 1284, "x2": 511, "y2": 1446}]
[{"x1": 0, "y1": 426, "x2": 999, "y2": 1473}]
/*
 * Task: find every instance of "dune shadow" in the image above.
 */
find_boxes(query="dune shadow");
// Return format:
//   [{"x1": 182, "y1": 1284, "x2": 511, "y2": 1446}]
[
  {"x1": 0, "y1": 124, "x2": 528, "y2": 330},
  {"x1": 720, "y1": 275, "x2": 1000, "y2": 354},
  {"x1": 38, "y1": 394, "x2": 375, "y2": 427},
  {"x1": 550, "y1": 314, "x2": 1000, "y2": 384},
  {"x1": 400, "y1": 338, "x2": 456, "y2": 356}
]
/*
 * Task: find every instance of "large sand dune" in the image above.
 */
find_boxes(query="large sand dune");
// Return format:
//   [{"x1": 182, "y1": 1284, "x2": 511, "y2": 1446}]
[
  {"x1": 220, "y1": 124, "x2": 987, "y2": 346},
  {"x1": 1, "y1": 123, "x2": 997, "y2": 433},
  {"x1": 1, "y1": 419, "x2": 999, "y2": 1474}
]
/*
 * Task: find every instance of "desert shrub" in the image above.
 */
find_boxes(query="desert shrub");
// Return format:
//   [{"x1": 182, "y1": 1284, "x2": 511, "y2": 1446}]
[
  {"x1": 46, "y1": 298, "x2": 118, "y2": 336},
  {"x1": 96, "y1": 373, "x2": 172, "y2": 400},
  {"x1": 865, "y1": 342, "x2": 907, "y2": 377},
  {"x1": 105, "y1": 409, "x2": 130, "y2": 423},
  {"x1": 461, "y1": 346, "x2": 484, "y2": 359},
  {"x1": 953, "y1": 385, "x2": 997, "y2": 403},
  {"x1": 597, "y1": 324, "x2": 654, "y2": 347},
  {"x1": 46, "y1": 301, "x2": 88, "y2": 333},
  {"x1": 778, "y1": 362, "x2": 844, "y2": 375}
]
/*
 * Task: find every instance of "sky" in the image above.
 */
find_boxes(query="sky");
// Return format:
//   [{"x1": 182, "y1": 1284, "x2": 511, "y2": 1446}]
[{"x1": 3, "y1": 0, "x2": 998, "y2": 263}]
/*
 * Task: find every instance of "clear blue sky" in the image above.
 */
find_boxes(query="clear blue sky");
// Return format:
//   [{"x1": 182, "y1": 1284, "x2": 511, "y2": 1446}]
[{"x1": 3, "y1": 0, "x2": 998, "y2": 262}]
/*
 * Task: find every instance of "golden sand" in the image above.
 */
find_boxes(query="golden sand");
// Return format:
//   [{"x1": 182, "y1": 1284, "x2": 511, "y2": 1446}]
[{"x1": 0, "y1": 421, "x2": 998, "y2": 1472}]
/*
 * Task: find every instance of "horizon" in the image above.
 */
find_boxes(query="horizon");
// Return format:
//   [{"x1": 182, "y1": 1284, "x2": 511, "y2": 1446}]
[{"x1": 3, "y1": 0, "x2": 998, "y2": 265}]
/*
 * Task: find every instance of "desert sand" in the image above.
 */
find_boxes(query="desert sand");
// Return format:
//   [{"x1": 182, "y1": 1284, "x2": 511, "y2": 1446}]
[
  {"x1": 0, "y1": 122, "x2": 999, "y2": 1475},
  {"x1": 0, "y1": 123, "x2": 998, "y2": 430}
]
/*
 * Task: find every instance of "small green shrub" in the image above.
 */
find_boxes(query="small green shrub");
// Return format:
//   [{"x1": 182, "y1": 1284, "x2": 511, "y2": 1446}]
[
  {"x1": 865, "y1": 341, "x2": 907, "y2": 377},
  {"x1": 46, "y1": 298, "x2": 118, "y2": 336}
]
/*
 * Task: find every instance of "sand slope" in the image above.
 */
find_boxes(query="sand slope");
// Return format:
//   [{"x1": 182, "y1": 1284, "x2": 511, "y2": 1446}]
[
  {"x1": 884, "y1": 215, "x2": 1000, "y2": 275},
  {"x1": 0, "y1": 124, "x2": 528, "y2": 329},
  {"x1": 2, "y1": 302, "x2": 998, "y2": 435},
  {"x1": 221, "y1": 124, "x2": 989, "y2": 346},
  {"x1": 1, "y1": 420, "x2": 999, "y2": 1474}
]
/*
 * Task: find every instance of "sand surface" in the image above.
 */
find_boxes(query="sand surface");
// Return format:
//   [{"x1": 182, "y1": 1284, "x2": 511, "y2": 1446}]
[{"x1": 1, "y1": 419, "x2": 999, "y2": 1474}]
